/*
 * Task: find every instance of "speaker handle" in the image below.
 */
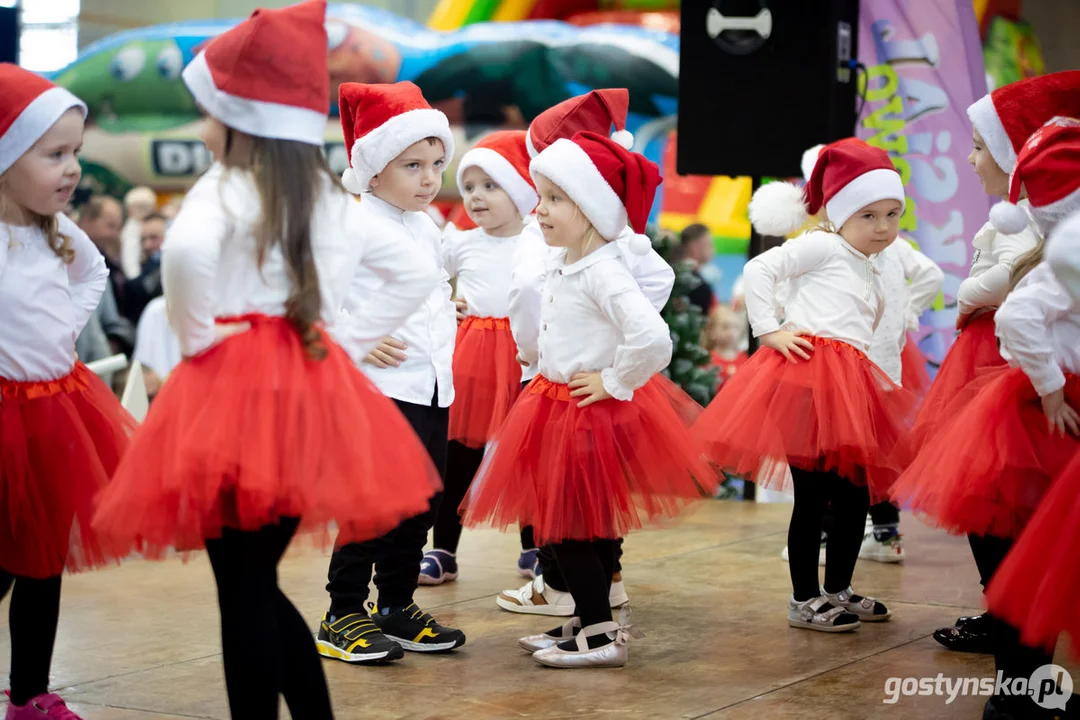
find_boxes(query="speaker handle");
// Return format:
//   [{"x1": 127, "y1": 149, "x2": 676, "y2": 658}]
[{"x1": 705, "y1": 8, "x2": 772, "y2": 40}]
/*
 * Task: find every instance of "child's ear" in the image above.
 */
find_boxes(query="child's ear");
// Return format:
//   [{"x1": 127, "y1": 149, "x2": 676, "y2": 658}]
[{"x1": 369, "y1": 174, "x2": 380, "y2": 189}]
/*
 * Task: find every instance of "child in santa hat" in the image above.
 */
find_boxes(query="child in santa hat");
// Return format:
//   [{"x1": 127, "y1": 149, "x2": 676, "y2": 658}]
[
  {"x1": 91, "y1": 2, "x2": 443, "y2": 715},
  {"x1": 892, "y1": 117, "x2": 1080, "y2": 718},
  {"x1": 461, "y1": 131, "x2": 717, "y2": 669},
  {"x1": 695, "y1": 139, "x2": 916, "y2": 633},
  {"x1": 419, "y1": 130, "x2": 539, "y2": 586},
  {"x1": 319, "y1": 79, "x2": 467, "y2": 664},
  {"x1": 498, "y1": 88, "x2": 673, "y2": 619},
  {"x1": 0, "y1": 62, "x2": 134, "y2": 720}
]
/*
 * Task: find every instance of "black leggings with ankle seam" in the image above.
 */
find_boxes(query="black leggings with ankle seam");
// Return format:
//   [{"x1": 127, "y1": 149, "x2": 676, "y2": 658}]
[{"x1": 0, "y1": 571, "x2": 61, "y2": 707}]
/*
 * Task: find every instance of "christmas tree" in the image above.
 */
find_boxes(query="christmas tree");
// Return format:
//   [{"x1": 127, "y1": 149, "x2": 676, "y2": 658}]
[{"x1": 651, "y1": 228, "x2": 720, "y2": 406}]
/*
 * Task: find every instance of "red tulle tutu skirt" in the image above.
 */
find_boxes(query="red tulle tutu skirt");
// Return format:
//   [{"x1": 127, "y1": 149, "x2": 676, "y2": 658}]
[
  {"x1": 0, "y1": 364, "x2": 136, "y2": 578},
  {"x1": 908, "y1": 312, "x2": 1005, "y2": 453},
  {"x1": 448, "y1": 317, "x2": 522, "y2": 448},
  {"x1": 901, "y1": 333, "x2": 932, "y2": 400},
  {"x1": 691, "y1": 337, "x2": 917, "y2": 499},
  {"x1": 891, "y1": 368, "x2": 1080, "y2": 539},
  {"x1": 92, "y1": 315, "x2": 441, "y2": 558},
  {"x1": 460, "y1": 374, "x2": 717, "y2": 544},
  {"x1": 986, "y1": 454, "x2": 1080, "y2": 660}
]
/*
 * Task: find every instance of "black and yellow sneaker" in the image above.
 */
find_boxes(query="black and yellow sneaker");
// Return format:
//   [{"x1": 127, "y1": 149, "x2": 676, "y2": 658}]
[
  {"x1": 371, "y1": 603, "x2": 466, "y2": 653},
  {"x1": 315, "y1": 612, "x2": 405, "y2": 664}
]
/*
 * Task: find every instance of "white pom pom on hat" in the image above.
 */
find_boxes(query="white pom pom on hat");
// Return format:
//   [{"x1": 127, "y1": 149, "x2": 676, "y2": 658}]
[
  {"x1": 748, "y1": 181, "x2": 809, "y2": 237},
  {"x1": 610, "y1": 129, "x2": 634, "y2": 149},
  {"x1": 626, "y1": 232, "x2": 652, "y2": 255},
  {"x1": 341, "y1": 167, "x2": 363, "y2": 195},
  {"x1": 989, "y1": 201, "x2": 1030, "y2": 235}
]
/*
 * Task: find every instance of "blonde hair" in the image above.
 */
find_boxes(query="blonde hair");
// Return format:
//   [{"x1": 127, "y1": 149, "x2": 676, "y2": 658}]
[
  {"x1": 570, "y1": 203, "x2": 604, "y2": 256},
  {"x1": 0, "y1": 193, "x2": 75, "y2": 264},
  {"x1": 1008, "y1": 238, "x2": 1045, "y2": 292}
]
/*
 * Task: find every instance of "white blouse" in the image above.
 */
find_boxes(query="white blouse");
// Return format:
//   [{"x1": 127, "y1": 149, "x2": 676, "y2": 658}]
[
  {"x1": 346, "y1": 193, "x2": 457, "y2": 408},
  {"x1": 534, "y1": 242, "x2": 672, "y2": 401},
  {"x1": 958, "y1": 207, "x2": 1040, "y2": 314},
  {"x1": 745, "y1": 231, "x2": 885, "y2": 354},
  {"x1": 133, "y1": 295, "x2": 182, "y2": 380},
  {"x1": 0, "y1": 215, "x2": 108, "y2": 382},
  {"x1": 509, "y1": 217, "x2": 674, "y2": 381},
  {"x1": 996, "y1": 262, "x2": 1080, "y2": 397},
  {"x1": 1047, "y1": 211, "x2": 1080, "y2": 304},
  {"x1": 442, "y1": 226, "x2": 520, "y2": 319},
  {"x1": 162, "y1": 164, "x2": 439, "y2": 365}
]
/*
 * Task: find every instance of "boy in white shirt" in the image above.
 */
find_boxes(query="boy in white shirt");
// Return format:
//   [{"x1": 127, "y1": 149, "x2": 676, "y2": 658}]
[{"x1": 318, "y1": 81, "x2": 465, "y2": 664}]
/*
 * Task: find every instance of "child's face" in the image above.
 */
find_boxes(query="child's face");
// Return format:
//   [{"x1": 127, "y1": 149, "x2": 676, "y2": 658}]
[
  {"x1": 534, "y1": 174, "x2": 590, "y2": 249},
  {"x1": 968, "y1": 128, "x2": 1009, "y2": 199},
  {"x1": 370, "y1": 138, "x2": 445, "y2": 212},
  {"x1": 460, "y1": 166, "x2": 521, "y2": 235},
  {"x1": 709, "y1": 307, "x2": 741, "y2": 350},
  {"x1": 838, "y1": 198, "x2": 902, "y2": 256},
  {"x1": 1, "y1": 108, "x2": 84, "y2": 219}
]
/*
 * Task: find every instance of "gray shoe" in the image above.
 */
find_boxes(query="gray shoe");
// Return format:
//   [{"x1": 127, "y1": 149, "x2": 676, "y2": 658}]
[
  {"x1": 822, "y1": 586, "x2": 892, "y2": 622},
  {"x1": 788, "y1": 595, "x2": 861, "y2": 633},
  {"x1": 519, "y1": 617, "x2": 580, "y2": 653},
  {"x1": 531, "y1": 621, "x2": 629, "y2": 668}
]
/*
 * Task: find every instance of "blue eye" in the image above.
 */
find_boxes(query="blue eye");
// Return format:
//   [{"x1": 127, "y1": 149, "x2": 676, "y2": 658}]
[{"x1": 434, "y1": 159, "x2": 445, "y2": 168}]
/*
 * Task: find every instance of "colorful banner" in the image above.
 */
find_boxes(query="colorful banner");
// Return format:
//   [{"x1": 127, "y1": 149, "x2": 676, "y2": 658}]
[{"x1": 856, "y1": 0, "x2": 991, "y2": 372}]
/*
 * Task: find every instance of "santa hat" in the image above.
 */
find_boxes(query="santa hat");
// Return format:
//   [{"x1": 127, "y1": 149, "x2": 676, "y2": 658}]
[
  {"x1": 990, "y1": 116, "x2": 1080, "y2": 237},
  {"x1": 529, "y1": 130, "x2": 661, "y2": 253},
  {"x1": 0, "y1": 64, "x2": 86, "y2": 176},
  {"x1": 526, "y1": 89, "x2": 634, "y2": 158},
  {"x1": 338, "y1": 81, "x2": 454, "y2": 194},
  {"x1": 181, "y1": 0, "x2": 329, "y2": 146},
  {"x1": 456, "y1": 130, "x2": 538, "y2": 217},
  {"x1": 750, "y1": 138, "x2": 904, "y2": 236},
  {"x1": 967, "y1": 70, "x2": 1080, "y2": 174}
]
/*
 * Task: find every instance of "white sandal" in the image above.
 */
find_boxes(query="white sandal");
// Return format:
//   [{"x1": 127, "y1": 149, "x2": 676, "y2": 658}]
[
  {"x1": 788, "y1": 595, "x2": 861, "y2": 633},
  {"x1": 822, "y1": 586, "x2": 892, "y2": 622}
]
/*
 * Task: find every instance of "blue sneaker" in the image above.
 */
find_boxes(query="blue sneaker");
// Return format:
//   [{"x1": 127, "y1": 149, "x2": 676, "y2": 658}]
[
  {"x1": 517, "y1": 548, "x2": 539, "y2": 578},
  {"x1": 419, "y1": 549, "x2": 458, "y2": 585}
]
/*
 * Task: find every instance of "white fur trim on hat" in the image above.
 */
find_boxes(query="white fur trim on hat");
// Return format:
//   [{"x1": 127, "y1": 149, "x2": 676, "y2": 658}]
[
  {"x1": 0, "y1": 86, "x2": 86, "y2": 176},
  {"x1": 182, "y1": 53, "x2": 327, "y2": 146},
  {"x1": 525, "y1": 128, "x2": 539, "y2": 159},
  {"x1": 748, "y1": 181, "x2": 808, "y2": 237},
  {"x1": 967, "y1": 94, "x2": 1018, "y2": 174},
  {"x1": 824, "y1": 168, "x2": 906, "y2": 231},
  {"x1": 989, "y1": 201, "x2": 1030, "y2": 235},
  {"x1": 1029, "y1": 185, "x2": 1080, "y2": 237},
  {"x1": 801, "y1": 144, "x2": 825, "y2": 182},
  {"x1": 457, "y1": 147, "x2": 538, "y2": 218},
  {"x1": 530, "y1": 138, "x2": 628, "y2": 241},
  {"x1": 349, "y1": 108, "x2": 454, "y2": 192}
]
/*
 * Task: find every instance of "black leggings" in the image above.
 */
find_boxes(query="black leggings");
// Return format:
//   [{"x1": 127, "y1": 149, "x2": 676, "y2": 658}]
[
  {"x1": 548, "y1": 539, "x2": 618, "y2": 627},
  {"x1": 538, "y1": 539, "x2": 623, "y2": 591},
  {"x1": 788, "y1": 468, "x2": 870, "y2": 601},
  {"x1": 0, "y1": 572, "x2": 61, "y2": 706},
  {"x1": 206, "y1": 518, "x2": 333, "y2": 720},
  {"x1": 433, "y1": 440, "x2": 535, "y2": 554}
]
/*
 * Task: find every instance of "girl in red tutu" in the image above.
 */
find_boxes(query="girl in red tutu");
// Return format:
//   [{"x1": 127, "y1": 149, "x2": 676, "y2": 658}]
[
  {"x1": 91, "y1": 3, "x2": 441, "y2": 717},
  {"x1": 0, "y1": 64, "x2": 135, "y2": 720},
  {"x1": 462, "y1": 131, "x2": 717, "y2": 668},
  {"x1": 697, "y1": 139, "x2": 915, "y2": 633},
  {"x1": 892, "y1": 118, "x2": 1080, "y2": 719},
  {"x1": 421, "y1": 130, "x2": 539, "y2": 585}
]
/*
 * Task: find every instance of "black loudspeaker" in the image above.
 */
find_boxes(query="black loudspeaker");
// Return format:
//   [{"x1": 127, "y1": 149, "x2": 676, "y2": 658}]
[
  {"x1": 677, "y1": 0, "x2": 860, "y2": 178},
  {"x1": 0, "y1": 6, "x2": 16, "y2": 65}
]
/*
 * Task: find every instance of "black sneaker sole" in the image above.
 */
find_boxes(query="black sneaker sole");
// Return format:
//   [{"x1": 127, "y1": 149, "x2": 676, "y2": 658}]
[
  {"x1": 315, "y1": 639, "x2": 406, "y2": 664},
  {"x1": 384, "y1": 632, "x2": 466, "y2": 653}
]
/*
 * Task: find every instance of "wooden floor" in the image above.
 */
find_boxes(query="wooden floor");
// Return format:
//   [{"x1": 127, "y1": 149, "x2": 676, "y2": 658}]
[{"x1": 1, "y1": 501, "x2": 1075, "y2": 719}]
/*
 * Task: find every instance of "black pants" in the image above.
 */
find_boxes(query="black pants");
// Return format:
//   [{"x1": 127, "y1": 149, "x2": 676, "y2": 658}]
[
  {"x1": 538, "y1": 539, "x2": 624, "y2": 591},
  {"x1": 206, "y1": 518, "x2": 332, "y2": 720},
  {"x1": 434, "y1": 440, "x2": 535, "y2": 553},
  {"x1": 327, "y1": 393, "x2": 448, "y2": 616},
  {"x1": 549, "y1": 540, "x2": 618, "y2": 627},
  {"x1": 788, "y1": 468, "x2": 870, "y2": 601},
  {"x1": 868, "y1": 500, "x2": 900, "y2": 528},
  {"x1": 0, "y1": 571, "x2": 61, "y2": 706}
]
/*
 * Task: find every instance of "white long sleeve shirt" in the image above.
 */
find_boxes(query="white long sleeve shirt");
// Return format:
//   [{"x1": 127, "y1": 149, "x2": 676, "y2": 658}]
[
  {"x1": 1047, "y1": 211, "x2": 1080, "y2": 304},
  {"x1": 957, "y1": 207, "x2": 1040, "y2": 314},
  {"x1": 0, "y1": 215, "x2": 108, "y2": 382},
  {"x1": 346, "y1": 193, "x2": 456, "y2": 407},
  {"x1": 133, "y1": 295, "x2": 182, "y2": 380},
  {"x1": 536, "y1": 242, "x2": 672, "y2": 400},
  {"x1": 869, "y1": 239, "x2": 944, "y2": 384},
  {"x1": 443, "y1": 226, "x2": 520, "y2": 319},
  {"x1": 162, "y1": 164, "x2": 439, "y2": 365},
  {"x1": 744, "y1": 231, "x2": 885, "y2": 354},
  {"x1": 509, "y1": 217, "x2": 675, "y2": 380},
  {"x1": 995, "y1": 262, "x2": 1080, "y2": 397}
]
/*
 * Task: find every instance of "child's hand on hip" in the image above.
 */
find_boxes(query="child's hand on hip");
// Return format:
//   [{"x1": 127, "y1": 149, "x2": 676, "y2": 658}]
[
  {"x1": 760, "y1": 330, "x2": 813, "y2": 362},
  {"x1": 1041, "y1": 389, "x2": 1080, "y2": 436},
  {"x1": 454, "y1": 296, "x2": 468, "y2": 323},
  {"x1": 365, "y1": 337, "x2": 408, "y2": 368},
  {"x1": 569, "y1": 371, "x2": 612, "y2": 408}
]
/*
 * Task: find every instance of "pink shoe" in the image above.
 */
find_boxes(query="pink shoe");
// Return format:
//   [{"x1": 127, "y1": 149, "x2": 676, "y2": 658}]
[{"x1": 5, "y1": 691, "x2": 84, "y2": 719}]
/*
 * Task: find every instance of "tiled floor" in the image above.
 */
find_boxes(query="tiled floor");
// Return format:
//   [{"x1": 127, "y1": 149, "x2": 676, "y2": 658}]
[{"x1": 1, "y1": 502, "x2": 1075, "y2": 719}]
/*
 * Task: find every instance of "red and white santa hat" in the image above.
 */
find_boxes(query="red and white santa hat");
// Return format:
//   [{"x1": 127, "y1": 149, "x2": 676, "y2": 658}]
[
  {"x1": 530, "y1": 130, "x2": 661, "y2": 253},
  {"x1": 967, "y1": 70, "x2": 1080, "y2": 174},
  {"x1": 0, "y1": 64, "x2": 86, "y2": 176},
  {"x1": 338, "y1": 81, "x2": 454, "y2": 194},
  {"x1": 456, "y1": 130, "x2": 537, "y2": 218},
  {"x1": 527, "y1": 88, "x2": 634, "y2": 158},
  {"x1": 749, "y1": 138, "x2": 905, "y2": 236},
  {"x1": 181, "y1": 0, "x2": 329, "y2": 146},
  {"x1": 989, "y1": 116, "x2": 1080, "y2": 237}
]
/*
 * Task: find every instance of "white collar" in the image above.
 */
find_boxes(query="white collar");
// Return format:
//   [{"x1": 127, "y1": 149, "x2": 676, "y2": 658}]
[
  {"x1": 557, "y1": 241, "x2": 622, "y2": 276},
  {"x1": 363, "y1": 192, "x2": 406, "y2": 221}
]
